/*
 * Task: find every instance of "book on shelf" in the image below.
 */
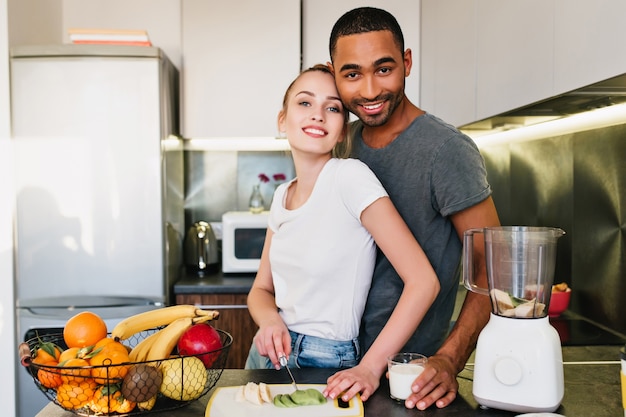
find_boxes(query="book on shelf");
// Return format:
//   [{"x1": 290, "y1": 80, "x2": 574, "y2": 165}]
[{"x1": 68, "y1": 28, "x2": 152, "y2": 46}]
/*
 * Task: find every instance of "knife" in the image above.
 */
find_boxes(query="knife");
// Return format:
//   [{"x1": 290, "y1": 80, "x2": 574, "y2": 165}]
[{"x1": 279, "y1": 355, "x2": 299, "y2": 391}]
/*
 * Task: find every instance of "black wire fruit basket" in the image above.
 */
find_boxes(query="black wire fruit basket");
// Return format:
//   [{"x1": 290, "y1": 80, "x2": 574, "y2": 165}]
[{"x1": 19, "y1": 328, "x2": 232, "y2": 416}]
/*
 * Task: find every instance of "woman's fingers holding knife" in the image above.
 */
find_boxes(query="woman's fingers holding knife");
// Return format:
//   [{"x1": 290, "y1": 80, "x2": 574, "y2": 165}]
[{"x1": 255, "y1": 323, "x2": 292, "y2": 369}]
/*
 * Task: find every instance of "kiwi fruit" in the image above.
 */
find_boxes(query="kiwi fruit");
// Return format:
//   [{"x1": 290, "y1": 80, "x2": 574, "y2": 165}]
[{"x1": 121, "y1": 364, "x2": 162, "y2": 403}]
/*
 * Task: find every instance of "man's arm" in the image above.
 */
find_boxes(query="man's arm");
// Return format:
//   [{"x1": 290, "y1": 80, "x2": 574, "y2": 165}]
[{"x1": 405, "y1": 196, "x2": 500, "y2": 410}]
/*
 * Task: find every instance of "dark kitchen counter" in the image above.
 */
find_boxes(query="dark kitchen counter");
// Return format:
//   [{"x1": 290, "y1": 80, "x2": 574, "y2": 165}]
[
  {"x1": 174, "y1": 269, "x2": 254, "y2": 295},
  {"x1": 36, "y1": 345, "x2": 623, "y2": 417}
]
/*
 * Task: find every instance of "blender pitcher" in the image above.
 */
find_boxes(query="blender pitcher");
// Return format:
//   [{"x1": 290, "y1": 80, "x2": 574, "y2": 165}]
[{"x1": 463, "y1": 226, "x2": 565, "y2": 318}]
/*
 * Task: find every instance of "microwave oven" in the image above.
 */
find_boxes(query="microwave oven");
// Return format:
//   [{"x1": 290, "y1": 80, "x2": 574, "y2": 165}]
[{"x1": 221, "y1": 211, "x2": 269, "y2": 273}]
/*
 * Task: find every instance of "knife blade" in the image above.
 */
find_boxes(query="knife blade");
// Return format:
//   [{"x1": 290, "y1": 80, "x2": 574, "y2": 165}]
[{"x1": 279, "y1": 355, "x2": 299, "y2": 391}]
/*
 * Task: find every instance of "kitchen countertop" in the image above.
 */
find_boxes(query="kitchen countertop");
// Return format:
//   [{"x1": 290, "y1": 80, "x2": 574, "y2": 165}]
[
  {"x1": 36, "y1": 345, "x2": 623, "y2": 417},
  {"x1": 174, "y1": 269, "x2": 254, "y2": 294}
]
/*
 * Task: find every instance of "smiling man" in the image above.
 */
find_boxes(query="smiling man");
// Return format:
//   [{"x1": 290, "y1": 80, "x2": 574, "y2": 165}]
[{"x1": 324, "y1": 7, "x2": 501, "y2": 411}]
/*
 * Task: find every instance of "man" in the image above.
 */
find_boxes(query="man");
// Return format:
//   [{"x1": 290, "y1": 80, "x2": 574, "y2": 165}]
[{"x1": 323, "y1": 7, "x2": 501, "y2": 410}]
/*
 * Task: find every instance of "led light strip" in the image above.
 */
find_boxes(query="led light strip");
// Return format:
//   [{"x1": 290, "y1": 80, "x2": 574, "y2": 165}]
[{"x1": 467, "y1": 102, "x2": 626, "y2": 147}]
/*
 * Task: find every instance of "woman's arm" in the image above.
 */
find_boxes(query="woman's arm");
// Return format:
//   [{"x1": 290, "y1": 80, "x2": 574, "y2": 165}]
[
  {"x1": 246, "y1": 228, "x2": 292, "y2": 367},
  {"x1": 324, "y1": 196, "x2": 440, "y2": 401}
]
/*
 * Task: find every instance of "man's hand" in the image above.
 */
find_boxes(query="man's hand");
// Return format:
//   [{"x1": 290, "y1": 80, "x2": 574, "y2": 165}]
[
  {"x1": 323, "y1": 364, "x2": 380, "y2": 402},
  {"x1": 404, "y1": 354, "x2": 458, "y2": 409}
]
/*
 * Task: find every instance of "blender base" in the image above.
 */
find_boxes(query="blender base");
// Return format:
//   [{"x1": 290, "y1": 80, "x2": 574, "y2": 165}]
[{"x1": 472, "y1": 313, "x2": 564, "y2": 413}]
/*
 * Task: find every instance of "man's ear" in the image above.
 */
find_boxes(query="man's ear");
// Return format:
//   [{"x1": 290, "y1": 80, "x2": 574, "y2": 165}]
[
  {"x1": 403, "y1": 48, "x2": 413, "y2": 77},
  {"x1": 326, "y1": 61, "x2": 334, "y2": 75}
]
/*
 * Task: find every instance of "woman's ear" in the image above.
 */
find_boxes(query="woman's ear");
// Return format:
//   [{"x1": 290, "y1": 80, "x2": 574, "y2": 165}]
[{"x1": 277, "y1": 109, "x2": 286, "y2": 135}]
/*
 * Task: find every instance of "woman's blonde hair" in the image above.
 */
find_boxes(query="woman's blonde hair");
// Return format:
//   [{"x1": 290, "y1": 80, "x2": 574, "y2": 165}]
[{"x1": 280, "y1": 64, "x2": 352, "y2": 158}]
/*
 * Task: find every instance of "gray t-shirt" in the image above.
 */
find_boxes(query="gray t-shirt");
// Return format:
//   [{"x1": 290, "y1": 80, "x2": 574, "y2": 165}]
[{"x1": 352, "y1": 113, "x2": 491, "y2": 356}]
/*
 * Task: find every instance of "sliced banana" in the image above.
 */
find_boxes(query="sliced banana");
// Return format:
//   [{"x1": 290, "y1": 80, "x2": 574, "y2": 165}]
[
  {"x1": 259, "y1": 382, "x2": 272, "y2": 403},
  {"x1": 235, "y1": 385, "x2": 246, "y2": 403},
  {"x1": 237, "y1": 382, "x2": 273, "y2": 405},
  {"x1": 244, "y1": 382, "x2": 263, "y2": 405}
]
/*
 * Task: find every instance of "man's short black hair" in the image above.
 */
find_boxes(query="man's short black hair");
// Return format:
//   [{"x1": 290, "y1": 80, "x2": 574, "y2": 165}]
[{"x1": 329, "y1": 7, "x2": 405, "y2": 61}]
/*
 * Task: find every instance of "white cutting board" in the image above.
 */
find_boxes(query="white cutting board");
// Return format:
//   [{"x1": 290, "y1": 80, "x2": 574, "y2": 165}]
[{"x1": 205, "y1": 384, "x2": 364, "y2": 417}]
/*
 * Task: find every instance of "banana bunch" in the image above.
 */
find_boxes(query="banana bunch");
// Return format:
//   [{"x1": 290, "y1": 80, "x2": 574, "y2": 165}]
[
  {"x1": 112, "y1": 304, "x2": 219, "y2": 341},
  {"x1": 112, "y1": 305, "x2": 219, "y2": 362}
]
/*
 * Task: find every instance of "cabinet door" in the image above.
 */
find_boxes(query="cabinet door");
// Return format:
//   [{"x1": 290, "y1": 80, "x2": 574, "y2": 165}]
[
  {"x1": 302, "y1": 0, "x2": 421, "y2": 108},
  {"x1": 175, "y1": 293, "x2": 258, "y2": 369},
  {"x1": 182, "y1": 0, "x2": 300, "y2": 138},
  {"x1": 475, "y1": 0, "x2": 554, "y2": 120},
  {"x1": 554, "y1": 0, "x2": 626, "y2": 94},
  {"x1": 421, "y1": 0, "x2": 477, "y2": 127}
]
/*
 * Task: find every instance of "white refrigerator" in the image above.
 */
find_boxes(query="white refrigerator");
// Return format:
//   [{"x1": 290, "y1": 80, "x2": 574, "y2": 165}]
[{"x1": 10, "y1": 44, "x2": 184, "y2": 417}]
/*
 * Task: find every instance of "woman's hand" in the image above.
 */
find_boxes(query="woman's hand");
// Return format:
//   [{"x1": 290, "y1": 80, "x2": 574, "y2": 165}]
[
  {"x1": 254, "y1": 319, "x2": 292, "y2": 369},
  {"x1": 323, "y1": 364, "x2": 379, "y2": 402}
]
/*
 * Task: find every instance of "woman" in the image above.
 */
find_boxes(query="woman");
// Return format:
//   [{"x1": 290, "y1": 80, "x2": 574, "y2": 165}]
[{"x1": 245, "y1": 64, "x2": 440, "y2": 402}]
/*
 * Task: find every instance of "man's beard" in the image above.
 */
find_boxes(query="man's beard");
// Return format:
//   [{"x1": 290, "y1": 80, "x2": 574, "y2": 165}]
[{"x1": 345, "y1": 91, "x2": 404, "y2": 128}]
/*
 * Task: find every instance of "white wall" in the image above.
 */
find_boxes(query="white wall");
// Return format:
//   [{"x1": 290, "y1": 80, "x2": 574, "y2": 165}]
[
  {"x1": 8, "y1": 0, "x2": 62, "y2": 44},
  {"x1": 1, "y1": 0, "x2": 17, "y2": 415}
]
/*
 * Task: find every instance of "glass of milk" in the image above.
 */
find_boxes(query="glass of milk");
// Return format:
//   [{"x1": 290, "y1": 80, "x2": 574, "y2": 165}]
[{"x1": 387, "y1": 353, "x2": 428, "y2": 401}]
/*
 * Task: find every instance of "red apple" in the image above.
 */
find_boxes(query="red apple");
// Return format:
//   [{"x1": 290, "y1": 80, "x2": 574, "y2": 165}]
[{"x1": 177, "y1": 323, "x2": 223, "y2": 368}]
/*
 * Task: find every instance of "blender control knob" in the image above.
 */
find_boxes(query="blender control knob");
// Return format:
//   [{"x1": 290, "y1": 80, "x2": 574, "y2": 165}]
[{"x1": 494, "y1": 357, "x2": 523, "y2": 385}]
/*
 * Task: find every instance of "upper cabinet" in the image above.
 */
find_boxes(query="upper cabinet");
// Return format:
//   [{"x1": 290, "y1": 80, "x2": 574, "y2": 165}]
[
  {"x1": 553, "y1": 0, "x2": 626, "y2": 94},
  {"x1": 421, "y1": 0, "x2": 626, "y2": 127},
  {"x1": 475, "y1": 0, "x2": 553, "y2": 123},
  {"x1": 420, "y1": 0, "x2": 476, "y2": 127},
  {"x1": 302, "y1": 0, "x2": 421, "y2": 108},
  {"x1": 181, "y1": 0, "x2": 300, "y2": 138}
]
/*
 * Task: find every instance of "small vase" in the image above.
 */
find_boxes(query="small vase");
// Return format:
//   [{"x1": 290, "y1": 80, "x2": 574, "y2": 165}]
[{"x1": 249, "y1": 184, "x2": 265, "y2": 213}]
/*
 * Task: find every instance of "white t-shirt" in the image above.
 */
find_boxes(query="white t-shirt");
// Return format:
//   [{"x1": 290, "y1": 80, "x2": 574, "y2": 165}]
[{"x1": 268, "y1": 158, "x2": 388, "y2": 341}]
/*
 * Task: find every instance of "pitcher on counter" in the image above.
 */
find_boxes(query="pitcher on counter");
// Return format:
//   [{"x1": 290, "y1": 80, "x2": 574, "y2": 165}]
[{"x1": 245, "y1": 64, "x2": 440, "y2": 403}]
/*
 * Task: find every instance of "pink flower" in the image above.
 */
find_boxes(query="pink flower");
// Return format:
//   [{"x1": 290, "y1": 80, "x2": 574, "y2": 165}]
[{"x1": 258, "y1": 173, "x2": 286, "y2": 184}]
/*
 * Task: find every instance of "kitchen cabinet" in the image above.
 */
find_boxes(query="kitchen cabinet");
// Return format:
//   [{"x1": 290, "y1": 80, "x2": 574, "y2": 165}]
[
  {"x1": 421, "y1": 0, "x2": 626, "y2": 127},
  {"x1": 474, "y1": 0, "x2": 553, "y2": 122},
  {"x1": 421, "y1": 0, "x2": 553, "y2": 127},
  {"x1": 175, "y1": 293, "x2": 258, "y2": 369},
  {"x1": 420, "y1": 0, "x2": 476, "y2": 127},
  {"x1": 553, "y1": 0, "x2": 626, "y2": 94},
  {"x1": 181, "y1": 0, "x2": 300, "y2": 138},
  {"x1": 301, "y1": 0, "x2": 421, "y2": 108}
]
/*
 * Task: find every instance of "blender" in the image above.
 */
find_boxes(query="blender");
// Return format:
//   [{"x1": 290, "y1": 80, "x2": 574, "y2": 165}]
[{"x1": 463, "y1": 226, "x2": 566, "y2": 413}]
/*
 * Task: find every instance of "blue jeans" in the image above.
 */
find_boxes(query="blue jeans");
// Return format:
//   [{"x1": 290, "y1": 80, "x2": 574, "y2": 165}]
[{"x1": 245, "y1": 330, "x2": 360, "y2": 369}]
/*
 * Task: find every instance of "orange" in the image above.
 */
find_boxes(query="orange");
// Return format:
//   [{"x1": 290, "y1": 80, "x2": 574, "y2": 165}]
[
  {"x1": 63, "y1": 311, "x2": 108, "y2": 349},
  {"x1": 33, "y1": 344, "x2": 62, "y2": 364},
  {"x1": 112, "y1": 392, "x2": 136, "y2": 413},
  {"x1": 90, "y1": 348, "x2": 131, "y2": 384},
  {"x1": 57, "y1": 379, "x2": 98, "y2": 410},
  {"x1": 58, "y1": 347, "x2": 81, "y2": 364},
  {"x1": 89, "y1": 384, "x2": 136, "y2": 414},
  {"x1": 92, "y1": 337, "x2": 129, "y2": 356},
  {"x1": 59, "y1": 358, "x2": 92, "y2": 383},
  {"x1": 36, "y1": 360, "x2": 63, "y2": 389}
]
